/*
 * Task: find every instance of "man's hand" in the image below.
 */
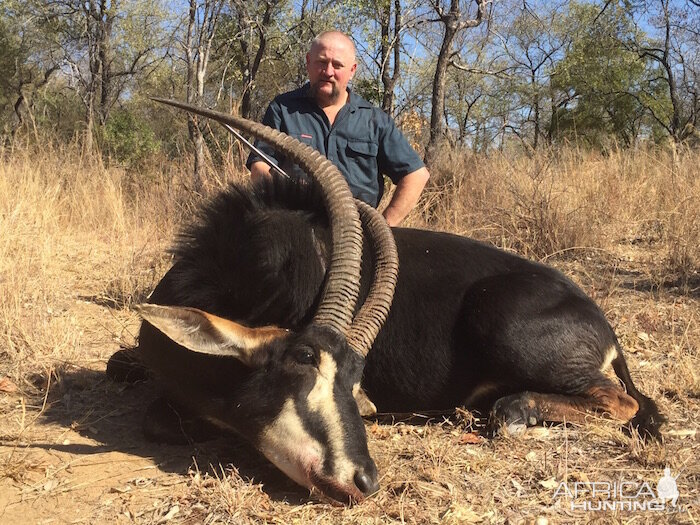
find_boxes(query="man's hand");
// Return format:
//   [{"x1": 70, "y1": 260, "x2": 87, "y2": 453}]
[
  {"x1": 382, "y1": 167, "x2": 430, "y2": 227},
  {"x1": 249, "y1": 161, "x2": 273, "y2": 183}
]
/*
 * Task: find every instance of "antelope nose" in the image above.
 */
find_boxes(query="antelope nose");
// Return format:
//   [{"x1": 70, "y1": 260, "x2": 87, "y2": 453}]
[{"x1": 354, "y1": 469, "x2": 379, "y2": 496}]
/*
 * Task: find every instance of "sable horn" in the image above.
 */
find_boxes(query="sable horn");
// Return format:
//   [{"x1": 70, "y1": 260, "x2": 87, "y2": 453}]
[{"x1": 347, "y1": 200, "x2": 399, "y2": 357}]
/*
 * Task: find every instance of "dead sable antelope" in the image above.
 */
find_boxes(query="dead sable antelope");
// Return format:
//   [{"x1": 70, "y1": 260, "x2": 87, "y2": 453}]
[{"x1": 107, "y1": 100, "x2": 663, "y2": 504}]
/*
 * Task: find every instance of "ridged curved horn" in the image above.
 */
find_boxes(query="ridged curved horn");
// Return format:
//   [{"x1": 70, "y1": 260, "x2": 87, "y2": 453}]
[
  {"x1": 347, "y1": 200, "x2": 399, "y2": 357},
  {"x1": 152, "y1": 98, "x2": 363, "y2": 335}
]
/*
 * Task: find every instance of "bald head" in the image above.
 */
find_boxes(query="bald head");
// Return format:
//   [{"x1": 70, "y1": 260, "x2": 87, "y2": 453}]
[
  {"x1": 310, "y1": 31, "x2": 356, "y2": 61},
  {"x1": 306, "y1": 31, "x2": 357, "y2": 106}
]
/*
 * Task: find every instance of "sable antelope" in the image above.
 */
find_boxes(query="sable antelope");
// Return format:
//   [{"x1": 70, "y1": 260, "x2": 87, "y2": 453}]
[{"x1": 107, "y1": 100, "x2": 663, "y2": 504}]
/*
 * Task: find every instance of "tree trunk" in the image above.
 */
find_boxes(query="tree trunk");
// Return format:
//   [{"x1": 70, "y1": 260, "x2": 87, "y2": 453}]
[
  {"x1": 531, "y1": 71, "x2": 540, "y2": 150},
  {"x1": 426, "y1": 18, "x2": 456, "y2": 165},
  {"x1": 184, "y1": 0, "x2": 222, "y2": 191},
  {"x1": 82, "y1": 0, "x2": 102, "y2": 153},
  {"x1": 84, "y1": 101, "x2": 95, "y2": 155},
  {"x1": 380, "y1": 0, "x2": 402, "y2": 115},
  {"x1": 98, "y1": 0, "x2": 115, "y2": 124},
  {"x1": 660, "y1": 1, "x2": 683, "y2": 142},
  {"x1": 426, "y1": 0, "x2": 486, "y2": 166},
  {"x1": 234, "y1": 0, "x2": 277, "y2": 120}
]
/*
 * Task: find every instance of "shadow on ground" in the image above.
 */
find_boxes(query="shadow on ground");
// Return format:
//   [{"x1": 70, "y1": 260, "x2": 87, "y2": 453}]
[
  {"x1": 26, "y1": 366, "x2": 312, "y2": 505},
  {"x1": 615, "y1": 269, "x2": 700, "y2": 298},
  {"x1": 558, "y1": 255, "x2": 700, "y2": 299}
]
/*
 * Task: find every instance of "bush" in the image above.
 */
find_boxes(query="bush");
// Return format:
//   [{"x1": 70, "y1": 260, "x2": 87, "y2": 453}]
[{"x1": 102, "y1": 109, "x2": 160, "y2": 169}]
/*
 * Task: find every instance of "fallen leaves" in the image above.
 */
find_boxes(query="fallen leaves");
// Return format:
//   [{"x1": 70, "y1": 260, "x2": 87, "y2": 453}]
[
  {"x1": 0, "y1": 376, "x2": 18, "y2": 393},
  {"x1": 459, "y1": 432, "x2": 483, "y2": 445}
]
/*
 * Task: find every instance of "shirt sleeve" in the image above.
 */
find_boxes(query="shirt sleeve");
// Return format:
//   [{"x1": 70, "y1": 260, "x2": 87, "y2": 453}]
[
  {"x1": 375, "y1": 112, "x2": 425, "y2": 184},
  {"x1": 245, "y1": 99, "x2": 285, "y2": 170}
]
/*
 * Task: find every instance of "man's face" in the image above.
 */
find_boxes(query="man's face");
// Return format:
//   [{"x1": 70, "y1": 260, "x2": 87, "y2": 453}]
[{"x1": 306, "y1": 35, "x2": 357, "y2": 105}]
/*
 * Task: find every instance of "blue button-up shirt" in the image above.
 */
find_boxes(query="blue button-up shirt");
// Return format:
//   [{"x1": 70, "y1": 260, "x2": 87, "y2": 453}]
[{"x1": 246, "y1": 84, "x2": 424, "y2": 207}]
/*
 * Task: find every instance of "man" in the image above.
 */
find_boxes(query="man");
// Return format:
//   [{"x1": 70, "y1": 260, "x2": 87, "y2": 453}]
[{"x1": 247, "y1": 31, "x2": 430, "y2": 227}]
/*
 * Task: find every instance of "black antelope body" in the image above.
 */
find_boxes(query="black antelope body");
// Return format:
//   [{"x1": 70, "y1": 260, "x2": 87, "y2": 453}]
[{"x1": 107, "y1": 100, "x2": 663, "y2": 504}]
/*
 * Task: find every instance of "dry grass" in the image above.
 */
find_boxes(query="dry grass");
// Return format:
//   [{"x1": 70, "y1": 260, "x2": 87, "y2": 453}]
[
  {"x1": 412, "y1": 145, "x2": 699, "y2": 282},
  {"x1": 0, "y1": 141, "x2": 698, "y2": 524}
]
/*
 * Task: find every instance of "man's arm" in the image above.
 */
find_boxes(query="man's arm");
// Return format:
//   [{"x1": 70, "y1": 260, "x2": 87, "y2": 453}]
[
  {"x1": 246, "y1": 100, "x2": 283, "y2": 182},
  {"x1": 382, "y1": 166, "x2": 430, "y2": 227}
]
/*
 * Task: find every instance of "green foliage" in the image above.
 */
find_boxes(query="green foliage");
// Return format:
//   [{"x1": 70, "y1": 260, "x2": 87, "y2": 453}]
[
  {"x1": 353, "y1": 77, "x2": 383, "y2": 106},
  {"x1": 102, "y1": 109, "x2": 160, "y2": 168},
  {"x1": 33, "y1": 89, "x2": 86, "y2": 140},
  {"x1": 0, "y1": 17, "x2": 18, "y2": 110},
  {"x1": 551, "y1": 1, "x2": 668, "y2": 146}
]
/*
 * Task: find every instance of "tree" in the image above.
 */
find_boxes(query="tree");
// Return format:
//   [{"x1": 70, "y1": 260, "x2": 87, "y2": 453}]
[
  {"x1": 220, "y1": 0, "x2": 285, "y2": 119},
  {"x1": 550, "y1": 1, "x2": 653, "y2": 147},
  {"x1": 352, "y1": 0, "x2": 413, "y2": 114},
  {"x1": 27, "y1": 0, "x2": 168, "y2": 151},
  {"x1": 550, "y1": 2, "x2": 670, "y2": 146},
  {"x1": 425, "y1": 0, "x2": 489, "y2": 165},
  {"x1": 183, "y1": 0, "x2": 223, "y2": 189},
  {"x1": 627, "y1": 0, "x2": 700, "y2": 142},
  {"x1": 494, "y1": 1, "x2": 568, "y2": 150},
  {"x1": 0, "y1": 0, "x2": 62, "y2": 138},
  {"x1": 379, "y1": 0, "x2": 402, "y2": 113}
]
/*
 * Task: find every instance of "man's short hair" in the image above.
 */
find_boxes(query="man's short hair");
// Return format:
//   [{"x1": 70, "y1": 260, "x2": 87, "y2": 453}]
[{"x1": 310, "y1": 30, "x2": 357, "y2": 58}]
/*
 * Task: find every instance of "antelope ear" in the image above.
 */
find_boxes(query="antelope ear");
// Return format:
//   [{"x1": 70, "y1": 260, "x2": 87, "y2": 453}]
[{"x1": 135, "y1": 304, "x2": 289, "y2": 367}]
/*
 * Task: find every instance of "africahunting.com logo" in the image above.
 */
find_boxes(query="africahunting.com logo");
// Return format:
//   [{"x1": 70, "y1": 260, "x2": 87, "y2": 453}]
[{"x1": 552, "y1": 467, "x2": 684, "y2": 512}]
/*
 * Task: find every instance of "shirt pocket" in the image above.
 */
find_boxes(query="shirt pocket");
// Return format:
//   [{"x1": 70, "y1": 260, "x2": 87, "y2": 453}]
[
  {"x1": 342, "y1": 139, "x2": 380, "y2": 205},
  {"x1": 346, "y1": 139, "x2": 378, "y2": 157}
]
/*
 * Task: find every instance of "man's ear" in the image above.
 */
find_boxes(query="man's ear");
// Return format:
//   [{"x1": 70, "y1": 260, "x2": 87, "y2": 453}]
[{"x1": 135, "y1": 304, "x2": 289, "y2": 367}]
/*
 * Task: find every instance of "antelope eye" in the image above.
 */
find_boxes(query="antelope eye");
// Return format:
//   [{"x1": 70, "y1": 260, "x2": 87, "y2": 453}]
[{"x1": 295, "y1": 347, "x2": 316, "y2": 365}]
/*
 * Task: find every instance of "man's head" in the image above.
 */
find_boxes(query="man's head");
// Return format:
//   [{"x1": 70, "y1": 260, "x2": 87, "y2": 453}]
[{"x1": 306, "y1": 31, "x2": 357, "y2": 106}]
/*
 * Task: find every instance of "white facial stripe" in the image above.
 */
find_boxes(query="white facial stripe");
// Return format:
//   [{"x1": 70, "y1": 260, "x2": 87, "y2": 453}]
[
  {"x1": 307, "y1": 351, "x2": 337, "y2": 410},
  {"x1": 306, "y1": 351, "x2": 355, "y2": 485},
  {"x1": 258, "y1": 398, "x2": 323, "y2": 489}
]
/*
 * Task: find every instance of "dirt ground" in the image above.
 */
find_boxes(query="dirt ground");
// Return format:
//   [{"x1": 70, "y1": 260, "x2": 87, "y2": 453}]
[{"x1": 0, "y1": 230, "x2": 698, "y2": 524}]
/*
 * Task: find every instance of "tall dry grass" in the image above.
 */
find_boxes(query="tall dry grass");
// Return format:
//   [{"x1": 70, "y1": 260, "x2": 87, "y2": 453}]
[
  {"x1": 0, "y1": 141, "x2": 239, "y2": 390},
  {"x1": 413, "y1": 144, "x2": 699, "y2": 285}
]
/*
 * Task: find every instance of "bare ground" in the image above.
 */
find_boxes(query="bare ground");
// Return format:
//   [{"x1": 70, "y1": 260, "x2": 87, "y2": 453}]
[{"x1": 0, "y1": 212, "x2": 698, "y2": 524}]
